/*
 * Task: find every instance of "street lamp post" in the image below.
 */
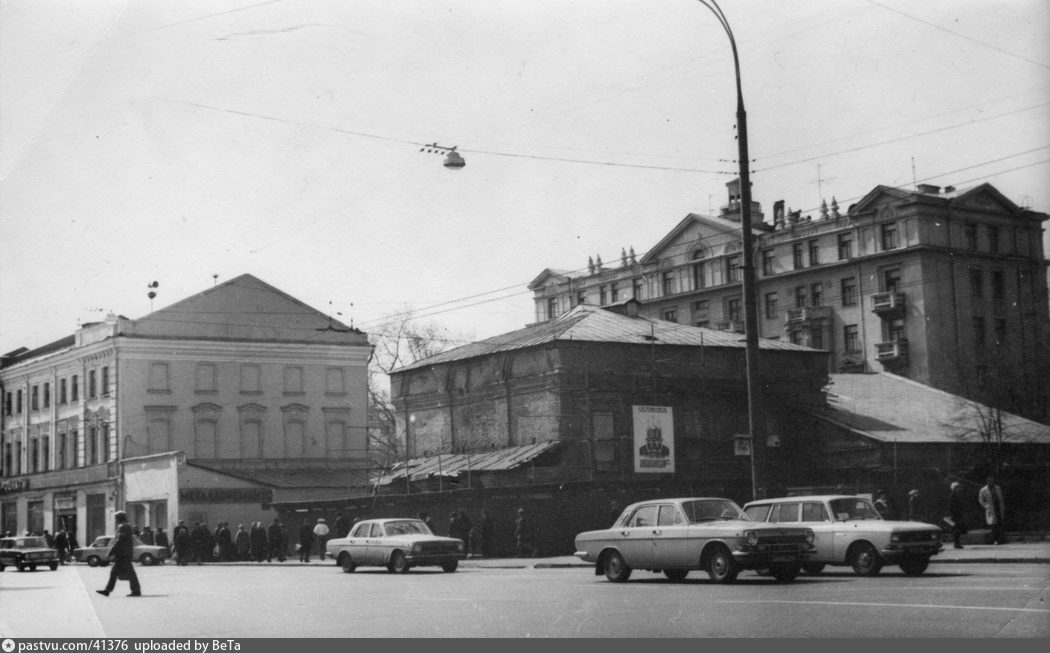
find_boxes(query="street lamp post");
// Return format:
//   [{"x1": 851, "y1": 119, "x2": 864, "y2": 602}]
[{"x1": 697, "y1": 0, "x2": 764, "y2": 500}]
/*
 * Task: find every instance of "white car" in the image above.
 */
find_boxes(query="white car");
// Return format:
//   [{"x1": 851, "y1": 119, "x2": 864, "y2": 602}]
[
  {"x1": 73, "y1": 535, "x2": 169, "y2": 567},
  {"x1": 743, "y1": 495, "x2": 943, "y2": 576},
  {"x1": 326, "y1": 518, "x2": 465, "y2": 574}
]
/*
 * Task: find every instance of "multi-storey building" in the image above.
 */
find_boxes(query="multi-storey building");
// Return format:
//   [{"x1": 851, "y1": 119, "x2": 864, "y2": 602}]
[
  {"x1": 530, "y1": 181, "x2": 1050, "y2": 422},
  {"x1": 0, "y1": 274, "x2": 371, "y2": 541}
]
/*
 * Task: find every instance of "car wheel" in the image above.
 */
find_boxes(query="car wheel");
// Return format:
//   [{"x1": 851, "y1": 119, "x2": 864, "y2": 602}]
[
  {"x1": 87, "y1": 556, "x2": 101, "y2": 568},
  {"x1": 338, "y1": 552, "x2": 356, "y2": 573},
  {"x1": 49, "y1": 562, "x2": 59, "y2": 571},
  {"x1": 390, "y1": 551, "x2": 410, "y2": 574},
  {"x1": 801, "y1": 562, "x2": 826, "y2": 575},
  {"x1": 16, "y1": 562, "x2": 26, "y2": 572},
  {"x1": 771, "y1": 564, "x2": 800, "y2": 582},
  {"x1": 664, "y1": 569, "x2": 688, "y2": 581},
  {"x1": 441, "y1": 560, "x2": 458, "y2": 573},
  {"x1": 602, "y1": 550, "x2": 632, "y2": 583},
  {"x1": 899, "y1": 556, "x2": 930, "y2": 576},
  {"x1": 705, "y1": 546, "x2": 738, "y2": 583},
  {"x1": 140, "y1": 553, "x2": 156, "y2": 566},
  {"x1": 850, "y1": 542, "x2": 883, "y2": 577},
  {"x1": 0, "y1": 563, "x2": 5, "y2": 572}
]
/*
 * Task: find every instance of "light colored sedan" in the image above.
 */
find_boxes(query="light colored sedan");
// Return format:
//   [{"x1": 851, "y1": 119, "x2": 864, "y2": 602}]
[
  {"x1": 73, "y1": 535, "x2": 170, "y2": 566},
  {"x1": 574, "y1": 497, "x2": 816, "y2": 583},
  {"x1": 326, "y1": 518, "x2": 466, "y2": 574},
  {"x1": 743, "y1": 495, "x2": 943, "y2": 576}
]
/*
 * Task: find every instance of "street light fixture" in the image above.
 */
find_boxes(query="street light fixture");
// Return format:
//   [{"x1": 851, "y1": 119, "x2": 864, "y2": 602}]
[{"x1": 697, "y1": 0, "x2": 764, "y2": 500}]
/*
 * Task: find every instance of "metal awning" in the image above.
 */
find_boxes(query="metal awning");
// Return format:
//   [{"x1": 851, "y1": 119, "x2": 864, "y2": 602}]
[{"x1": 372, "y1": 440, "x2": 561, "y2": 487}]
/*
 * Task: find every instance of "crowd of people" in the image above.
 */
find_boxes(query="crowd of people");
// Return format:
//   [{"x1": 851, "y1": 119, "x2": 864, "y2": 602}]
[{"x1": 872, "y1": 475, "x2": 1009, "y2": 546}]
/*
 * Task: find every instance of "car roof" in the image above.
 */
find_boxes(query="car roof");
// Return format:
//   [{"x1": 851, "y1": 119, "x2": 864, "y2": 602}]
[{"x1": 744, "y1": 495, "x2": 861, "y2": 505}]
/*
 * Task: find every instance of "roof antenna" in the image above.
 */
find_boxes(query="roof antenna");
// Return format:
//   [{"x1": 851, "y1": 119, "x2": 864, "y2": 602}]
[
  {"x1": 911, "y1": 157, "x2": 917, "y2": 189},
  {"x1": 212, "y1": 273, "x2": 219, "y2": 286},
  {"x1": 147, "y1": 281, "x2": 159, "y2": 312},
  {"x1": 350, "y1": 302, "x2": 355, "y2": 330}
]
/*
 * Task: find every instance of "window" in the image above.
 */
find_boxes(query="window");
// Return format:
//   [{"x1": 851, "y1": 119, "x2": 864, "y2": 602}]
[
  {"x1": 844, "y1": 325, "x2": 859, "y2": 353},
  {"x1": 577, "y1": 290, "x2": 587, "y2": 306},
  {"x1": 994, "y1": 319, "x2": 1007, "y2": 346},
  {"x1": 610, "y1": 283, "x2": 620, "y2": 303},
  {"x1": 58, "y1": 433, "x2": 67, "y2": 469},
  {"x1": 808, "y1": 239, "x2": 820, "y2": 266},
  {"x1": 841, "y1": 277, "x2": 857, "y2": 306},
  {"x1": 89, "y1": 425, "x2": 98, "y2": 465},
  {"x1": 628, "y1": 505, "x2": 658, "y2": 528},
  {"x1": 326, "y1": 368, "x2": 345, "y2": 394},
  {"x1": 810, "y1": 327, "x2": 824, "y2": 349},
  {"x1": 546, "y1": 296, "x2": 557, "y2": 319},
  {"x1": 792, "y1": 243, "x2": 804, "y2": 269},
  {"x1": 3, "y1": 392, "x2": 10, "y2": 416},
  {"x1": 965, "y1": 222, "x2": 978, "y2": 251},
  {"x1": 631, "y1": 278, "x2": 644, "y2": 300},
  {"x1": 883, "y1": 268, "x2": 901, "y2": 293},
  {"x1": 196, "y1": 363, "x2": 216, "y2": 392},
  {"x1": 761, "y1": 249, "x2": 775, "y2": 276},
  {"x1": 662, "y1": 271, "x2": 676, "y2": 296},
  {"x1": 72, "y1": 429, "x2": 81, "y2": 467},
  {"x1": 241, "y1": 365, "x2": 261, "y2": 393},
  {"x1": 969, "y1": 268, "x2": 983, "y2": 298},
  {"x1": 726, "y1": 297, "x2": 742, "y2": 322},
  {"x1": 100, "y1": 367, "x2": 109, "y2": 396},
  {"x1": 43, "y1": 383, "x2": 50, "y2": 409},
  {"x1": 764, "y1": 292, "x2": 778, "y2": 320},
  {"x1": 811, "y1": 282, "x2": 823, "y2": 306},
  {"x1": 988, "y1": 226, "x2": 1000, "y2": 254},
  {"x1": 148, "y1": 363, "x2": 170, "y2": 392},
  {"x1": 71, "y1": 375, "x2": 79, "y2": 401},
  {"x1": 886, "y1": 317, "x2": 905, "y2": 343},
  {"x1": 692, "y1": 300, "x2": 709, "y2": 325},
  {"x1": 89, "y1": 370, "x2": 97, "y2": 398},
  {"x1": 726, "y1": 256, "x2": 741, "y2": 283},
  {"x1": 801, "y1": 502, "x2": 830, "y2": 522},
  {"x1": 31, "y1": 386, "x2": 39, "y2": 411},
  {"x1": 30, "y1": 438, "x2": 38, "y2": 473},
  {"x1": 991, "y1": 270, "x2": 1005, "y2": 313},
  {"x1": 662, "y1": 309, "x2": 678, "y2": 323},
  {"x1": 794, "y1": 285, "x2": 807, "y2": 308},
  {"x1": 693, "y1": 261, "x2": 706, "y2": 289},
  {"x1": 770, "y1": 503, "x2": 800, "y2": 523},
  {"x1": 16, "y1": 390, "x2": 22, "y2": 414},
  {"x1": 599, "y1": 285, "x2": 608, "y2": 305},
  {"x1": 59, "y1": 379, "x2": 67, "y2": 405},
  {"x1": 837, "y1": 233, "x2": 853, "y2": 260},
  {"x1": 973, "y1": 316, "x2": 986, "y2": 347},
  {"x1": 284, "y1": 367, "x2": 304, "y2": 394},
  {"x1": 881, "y1": 223, "x2": 899, "y2": 250}
]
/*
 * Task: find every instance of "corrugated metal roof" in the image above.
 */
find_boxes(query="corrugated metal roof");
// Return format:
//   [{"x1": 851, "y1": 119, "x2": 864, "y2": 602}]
[
  {"x1": 372, "y1": 440, "x2": 560, "y2": 487},
  {"x1": 806, "y1": 372, "x2": 1050, "y2": 444},
  {"x1": 189, "y1": 463, "x2": 372, "y2": 488},
  {"x1": 396, "y1": 304, "x2": 814, "y2": 372}
]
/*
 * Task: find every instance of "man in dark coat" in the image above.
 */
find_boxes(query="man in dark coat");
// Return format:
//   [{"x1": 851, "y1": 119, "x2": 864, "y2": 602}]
[
  {"x1": 235, "y1": 524, "x2": 251, "y2": 561},
  {"x1": 948, "y1": 482, "x2": 967, "y2": 549},
  {"x1": 216, "y1": 522, "x2": 233, "y2": 561},
  {"x1": 333, "y1": 511, "x2": 351, "y2": 539},
  {"x1": 173, "y1": 523, "x2": 190, "y2": 565},
  {"x1": 190, "y1": 522, "x2": 211, "y2": 564},
  {"x1": 154, "y1": 527, "x2": 170, "y2": 556},
  {"x1": 449, "y1": 510, "x2": 472, "y2": 548},
  {"x1": 140, "y1": 526, "x2": 155, "y2": 546},
  {"x1": 249, "y1": 522, "x2": 268, "y2": 562},
  {"x1": 267, "y1": 519, "x2": 286, "y2": 562},
  {"x1": 514, "y1": 507, "x2": 537, "y2": 558},
  {"x1": 54, "y1": 529, "x2": 69, "y2": 564},
  {"x1": 96, "y1": 511, "x2": 141, "y2": 597},
  {"x1": 297, "y1": 521, "x2": 314, "y2": 562}
]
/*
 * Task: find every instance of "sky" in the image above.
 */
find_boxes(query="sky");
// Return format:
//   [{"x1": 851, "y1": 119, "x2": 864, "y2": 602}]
[{"x1": 1, "y1": 0, "x2": 1048, "y2": 355}]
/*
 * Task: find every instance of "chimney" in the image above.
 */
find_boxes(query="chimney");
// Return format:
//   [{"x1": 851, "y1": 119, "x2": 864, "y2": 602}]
[
  {"x1": 773, "y1": 200, "x2": 785, "y2": 229},
  {"x1": 916, "y1": 184, "x2": 940, "y2": 194}
]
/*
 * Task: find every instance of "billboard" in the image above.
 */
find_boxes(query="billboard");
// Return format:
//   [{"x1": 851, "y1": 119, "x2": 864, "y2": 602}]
[{"x1": 633, "y1": 405, "x2": 675, "y2": 473}]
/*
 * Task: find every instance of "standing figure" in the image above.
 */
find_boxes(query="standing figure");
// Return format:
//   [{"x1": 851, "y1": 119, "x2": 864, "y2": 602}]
[
  {"x1": 155, "y1": 527, "x2": 170, "y2": 558},
  {"x1": 173, "y1": 522, "x2": 191, "y2": 565},
  {"x1": 54, "y1": 529, "x2": 69, "y2": 564},
  {"x1": 96, "y1": 511, "x2": 141, "y2": 597},
  {"x1": 267, "y1": 518, "x2": 285, "y2": 562},
  {"x1": 333, "y1": 511, "x2": 350, "y2": 539},
  {"x1": 190, "y1": 522, "x2": 211, "y2": 564},
  {"x1": 217, "y1": 522, "x2": 232, "y2": 561},
  {"x1": 417, "y1": 512, "x2": 435, "y2": 533},
  {"x1": 948, "y1": 482, "x2": 967, "y2": 549},
  {"x1": 907, "y1": 489, "x2": 923, "y2": 521},
  {"x1": 249, "y1": 522, "x2": 268, "y2": 562},
  {"x1": 979, "y1": 475, "x2": 1007, "y2": 545},
  {"x1": 873, "y1": 489, "x2": 894, "y2": 520},
  {"x1": 297, "y1": 521, "x2": 315, "y2": 562},
  {"x1": 514, "y1": 507, "x2": 537, "y2": 558},
  {"x1": 235, "y1": 524, "x2": 250, "y2": 561},
  {"x1": 140, "y1": 526, "x2": 155, "y2": 546},
  {"x1": 313, "y1": 518, "x2": 330, "y2": 561},
  {"x1": 480, "y1": 510, "x2": 495, "y2": 558},
  {"x1": 448, "y1": 510, "x2": 472, "y2": 550}
]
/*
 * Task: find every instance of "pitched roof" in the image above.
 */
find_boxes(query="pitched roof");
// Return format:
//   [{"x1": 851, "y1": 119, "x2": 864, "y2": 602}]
[
  {"x1": 188, "y1": 462, "x2": 373, "y2": 489},
  {"x1": 807, "y1": 372, "x2": 1050, "y2": 444},
  {"x1": 395, "y1": 303, "x2": 814, "y2": 372},
  {"x1": 371, "y1": 440, "x2": 561, "y2": 487}
]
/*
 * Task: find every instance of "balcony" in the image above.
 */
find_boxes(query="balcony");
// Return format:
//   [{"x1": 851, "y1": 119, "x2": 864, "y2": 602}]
[
  {"x1": 875, "y1": 339, "x2": 909, "y2": 363},
  {"x1": 872, "y1": 291, "x2": 906, "y2": 317},
  {"x1": 715, "y1": 320, "x2": 745, "y2": 334},
  {"x1": 784, "y1": 305, "x2": 832, "y2": 325}
]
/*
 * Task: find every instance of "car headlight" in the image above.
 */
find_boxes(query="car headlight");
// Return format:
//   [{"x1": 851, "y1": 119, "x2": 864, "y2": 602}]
[
  {"x1": 805, "y1": 530, "x2": 815, "y2": 545},
  {"x1": 744, "y1": 531, "x2": 759, "y2": 547},
  {"x1": 890, "y1": 533, "x2": 901, "y2": 542},
  {"x1": 411, "y1": 543, "x2": 422, "y2": 554},
  {"x1": 456, "y1": 541, "x2": 465, "y2": 553}
]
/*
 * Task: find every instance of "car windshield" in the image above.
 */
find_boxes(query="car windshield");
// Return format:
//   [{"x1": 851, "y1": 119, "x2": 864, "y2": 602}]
[
  {"x1": 382, "y1": 520, "x2": 432, "y2": 537},
  {"x1": 829, "y1": 498, "x2": 882, "y2": 521},
  {"x1": 681, "y1": 499, "x2": 748, "y2": 523},
  {"x1": 91, "y1": 538, "x2": 111, "y2": 547},
  {"x1": 15, "y1": 537, "x2": 47, "y2": 548}
]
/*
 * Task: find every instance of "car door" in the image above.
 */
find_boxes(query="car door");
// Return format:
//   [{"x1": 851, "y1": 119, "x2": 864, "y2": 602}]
[
  {"x1": 365, "y1": 522, "x2": 387, "y2": 565},
  {"x1": 651, "y1": 503, "x2": 694, "y2": 568},
  {"x1": 615, "y1": 504, "x2": 657, "y2": 568},
  {"x1": 800, "y1": 501, "x2": 836, "y2": 560},
  {"x1": 344, "y1": 522, "x2": 371, "y2": 564}
]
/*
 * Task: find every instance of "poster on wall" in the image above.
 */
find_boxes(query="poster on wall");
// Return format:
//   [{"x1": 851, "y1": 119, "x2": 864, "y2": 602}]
[{"x1": 633, "y1": 405, "x2": 675, "y2": 473}]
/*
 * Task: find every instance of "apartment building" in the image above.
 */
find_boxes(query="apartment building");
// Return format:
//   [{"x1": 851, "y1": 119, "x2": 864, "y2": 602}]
[
  {"x1": 0, "y1": 274, "x2": 371, "y2": 541},
  {"x1": 530, "y1": 182, "x2": 1049, "y2": 422}
]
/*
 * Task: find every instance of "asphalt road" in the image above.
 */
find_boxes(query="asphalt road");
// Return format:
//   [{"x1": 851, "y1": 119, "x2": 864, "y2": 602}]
[{"x1": 1, "y1": 561, "x2": 1047, "y2": 638}]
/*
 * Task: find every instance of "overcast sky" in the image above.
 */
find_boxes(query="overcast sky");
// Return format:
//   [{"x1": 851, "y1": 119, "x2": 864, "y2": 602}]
[{"x1": 2, "y1": 0, "x2": 1048, "y2": 355}]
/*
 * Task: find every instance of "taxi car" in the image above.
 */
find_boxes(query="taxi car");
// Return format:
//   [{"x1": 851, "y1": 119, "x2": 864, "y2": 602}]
[
  {"x1": 326, "y1": 517, "x2": 466, "y2": 573},
  {"x1": 72, "y1": 535, "x2": 170, "y2": 566},
  {"x1": 0, "y1": 536, "x2": 60, "y2": 571},
  {"x1": 743, "y1": 495, "x2": 943, "y2": 576},
  {"x1": 573, "y1": 497, "x2": 816, "y2": 583}
]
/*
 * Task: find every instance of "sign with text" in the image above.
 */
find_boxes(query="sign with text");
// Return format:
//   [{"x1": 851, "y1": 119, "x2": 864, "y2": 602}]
[
  {"x1": 179, "y1": 488, "x2": 273, "y2": 504},
  {"x1": 633, "y1": 405, "x2": 675, "y2": 474}
]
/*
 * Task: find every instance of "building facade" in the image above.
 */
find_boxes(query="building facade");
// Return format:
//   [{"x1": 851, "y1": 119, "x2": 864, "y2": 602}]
[
  {"x1": 0, "y1": 274, "x2": 371, "y2": 542},
  {"x1": 529, "y1": 182, "x2": 1050, "y2": 422}
]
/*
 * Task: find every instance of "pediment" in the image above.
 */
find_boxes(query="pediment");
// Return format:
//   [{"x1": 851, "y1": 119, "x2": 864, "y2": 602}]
[
  {"x1": 952, "y1": 184, "x2": 1021, "y2": 215},
  {"x1": 640, "y1": 214, "x2": 741, "y2": 264}
]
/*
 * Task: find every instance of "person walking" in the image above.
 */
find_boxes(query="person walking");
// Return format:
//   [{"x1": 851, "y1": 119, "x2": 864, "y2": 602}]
[
  {"x1": 313, "y1": 518, "x2": 330, "y2": 561},
  {"x1": 948, "y1": 482, "x2": 968, "y2": 549},
  {"x1": 514, "y1": 508, "x2": 537, "y2": 558},
  {"x1": 54, "y1": 529, "x2": 69, "y2": 565},
  {"x1": 235, "y1": 524, "x2": 250, "y2": 561},
  {"x1": 297, "y1": 521, "x2": 315, "y2": 562},
  {"x1": 96, "y1": 511, "x2": 141, "y2": 597},
  {"x1": 979, "y1": 475, "x2": 1007, "y2": 545},
  {"x1": 267, "y1": 518, "x2": 285, "y2": 562}
]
